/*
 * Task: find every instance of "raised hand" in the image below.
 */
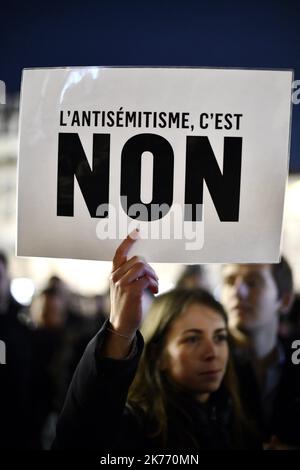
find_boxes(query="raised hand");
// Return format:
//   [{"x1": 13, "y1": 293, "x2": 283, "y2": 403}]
[{"x1": 102, "y1": 230, "x2": 159, "y2": 359}]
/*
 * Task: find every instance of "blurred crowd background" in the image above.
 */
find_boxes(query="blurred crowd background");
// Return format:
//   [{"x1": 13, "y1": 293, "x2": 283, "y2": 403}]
[{"x1": 1, "y1": 0, "x2": 300, "y2": 450}]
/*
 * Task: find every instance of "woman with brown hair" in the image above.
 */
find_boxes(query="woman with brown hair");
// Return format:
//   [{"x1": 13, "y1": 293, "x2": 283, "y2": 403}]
[{"x1": 53, "y1": 232, "x2": 259, "y2": 450}]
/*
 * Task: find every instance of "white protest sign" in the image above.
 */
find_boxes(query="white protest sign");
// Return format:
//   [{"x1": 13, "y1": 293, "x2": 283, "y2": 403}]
[{"x1": 17, "y1": 67, "x2": 292, "y2": 263}]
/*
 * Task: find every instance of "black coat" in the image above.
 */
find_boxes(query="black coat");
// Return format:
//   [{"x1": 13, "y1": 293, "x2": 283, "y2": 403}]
[
  {"x1": 0, "y1": 296, "x2": 36, "y2": 448},
  {"x1": 234, "y1": 338, "x2": 300, "y2": 446},
  {"x1": 53, "y1": 321, "x2": 260, "y2": 451}
]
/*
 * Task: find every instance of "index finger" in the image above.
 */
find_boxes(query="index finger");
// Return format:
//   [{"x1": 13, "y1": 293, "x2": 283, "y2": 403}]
[{"x1": 112, "y1": 229, "x2": 140, "y2": 271}]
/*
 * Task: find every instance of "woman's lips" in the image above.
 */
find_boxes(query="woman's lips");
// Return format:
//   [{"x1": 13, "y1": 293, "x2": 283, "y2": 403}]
[{"x1": 199, "y1": 369, "x2": 222, "y2": 376}]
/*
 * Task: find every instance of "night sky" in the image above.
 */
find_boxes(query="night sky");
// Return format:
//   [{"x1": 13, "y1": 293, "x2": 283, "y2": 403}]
[{"x1": 1, "y1": 0, "x2": 299, "y2": 170}]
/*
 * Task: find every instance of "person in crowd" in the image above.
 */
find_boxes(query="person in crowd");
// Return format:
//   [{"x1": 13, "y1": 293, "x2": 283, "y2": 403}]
[
  {"x1": 220, "y1": 259, "x2": 300, "y2": 448},
  {"x1": 32, "y1": 286, "x2": 77, "y2": 448},
  {"x1": 282, "y1": 293, "x2": 300, "y2": 338},
  {"x1": 176, "y1": 264, "x2": 204, "y2": 289},
  {"x1": 53, "y1": 232, "x2": 260, "y2": 450},
  {"x1": 32, "y1": 283, "x2": 106, "y2": 448},
  {"x1": 0, "y1": 251, "x2": 36, "y2": 449}
]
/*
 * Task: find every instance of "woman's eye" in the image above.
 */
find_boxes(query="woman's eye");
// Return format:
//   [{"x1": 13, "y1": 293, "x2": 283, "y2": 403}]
[
  {"x1": 215, "y1": 334, "x2": 228, "y2": 343},
  {"x1": 185, "y1": 336, "x2": 199, "y2": 344}
]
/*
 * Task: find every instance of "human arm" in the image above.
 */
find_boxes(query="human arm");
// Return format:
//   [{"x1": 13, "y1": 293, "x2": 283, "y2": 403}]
[{"x1": 52, "y1": 232, "x2": 158, "y2": 449}]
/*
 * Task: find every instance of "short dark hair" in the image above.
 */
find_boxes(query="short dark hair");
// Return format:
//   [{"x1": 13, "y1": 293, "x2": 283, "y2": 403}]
[
  {"x1": 270, "y1": 256, "x2": 293, "y2": 299},
  {"x1": 176, "y1": 265, "x2": 203, "y2": 288}
]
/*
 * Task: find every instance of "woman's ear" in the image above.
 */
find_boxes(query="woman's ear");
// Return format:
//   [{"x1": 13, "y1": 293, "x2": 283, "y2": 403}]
[{"x1": 279, "y1": 291, "x2": 295, "y2": 315}]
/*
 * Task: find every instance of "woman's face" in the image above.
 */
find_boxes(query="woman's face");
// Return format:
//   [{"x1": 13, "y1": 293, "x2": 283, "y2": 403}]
[{"x1": 161, "y1": 303, "x2": 229, "y2": 402}]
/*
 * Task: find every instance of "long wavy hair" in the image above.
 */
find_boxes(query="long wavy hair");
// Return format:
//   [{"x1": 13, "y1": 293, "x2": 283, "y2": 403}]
[{"x1": 128, "y1": 288, "x2": 253, "y2": 449}]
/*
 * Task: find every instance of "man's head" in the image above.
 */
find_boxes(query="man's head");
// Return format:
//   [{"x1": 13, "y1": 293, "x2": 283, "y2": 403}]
[{"x1": 221, "y1": 258, "x2": 293, "y2": 334}]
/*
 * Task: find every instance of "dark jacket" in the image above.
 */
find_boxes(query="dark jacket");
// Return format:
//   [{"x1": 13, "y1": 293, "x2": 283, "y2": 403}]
[
  {"x1": 53, "y1": 321, "x2": 260, "y2": 451},
  {"x1": 234, "y1": 338, "x2": 300, "y2": 446},
  {"x1": 0, "y1": 296, "x2": 36, "y2": 448}
]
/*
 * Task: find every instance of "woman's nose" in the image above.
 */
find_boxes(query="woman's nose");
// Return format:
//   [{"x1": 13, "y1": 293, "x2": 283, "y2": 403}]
[{"x1": 202, "y1": 339, "x2": 217, "y2": 360}]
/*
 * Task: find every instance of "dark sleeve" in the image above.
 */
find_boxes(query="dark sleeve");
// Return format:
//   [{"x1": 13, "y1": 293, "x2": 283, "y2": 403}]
[
  {"x1": 272, "y1": 343, "x2": 300, "y2": 446},
  {"x1": 52, "y1": 320, "x2": 144, "y2": 450}
]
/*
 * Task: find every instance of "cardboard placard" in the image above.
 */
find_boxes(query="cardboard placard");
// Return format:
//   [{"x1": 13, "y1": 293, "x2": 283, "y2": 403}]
[{"x1": 17, "y1": 67, "x2": 292, "y2": 262}]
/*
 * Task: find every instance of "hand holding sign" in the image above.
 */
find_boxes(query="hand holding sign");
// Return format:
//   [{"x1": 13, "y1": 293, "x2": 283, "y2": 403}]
[{"x1": 105, "y1": 230, "x2": 158, "y2": 358}]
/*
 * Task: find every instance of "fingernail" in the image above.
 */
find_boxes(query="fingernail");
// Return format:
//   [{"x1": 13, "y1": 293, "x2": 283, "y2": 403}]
[{"x1": 129, "y1": 228, "x2": 140, "y2": 240}]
